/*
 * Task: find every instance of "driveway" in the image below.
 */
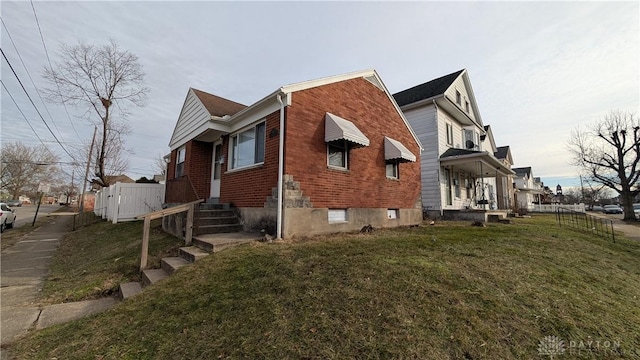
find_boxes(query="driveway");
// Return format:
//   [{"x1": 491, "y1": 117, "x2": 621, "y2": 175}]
[{"x1": 586, "y1": 210, "x2": 640, "y2": 242}]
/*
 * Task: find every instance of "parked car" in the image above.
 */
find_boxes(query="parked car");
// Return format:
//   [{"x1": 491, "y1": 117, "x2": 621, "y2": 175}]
[
  {"x1": 603, "y1": 204, "x2": 623, "y2": 214},
  {"x1": 5, "y1": 199, "x2": 21, "y2": 207},
  {"x1": 590, "y1": 205, "x2": 603, "y2": 212},
  {"x1": 0, "y1": 202, "x2": 17, "y2": 232},
  {"x1": 633, "y1": 203, "x2": 640, "y2": 220}
]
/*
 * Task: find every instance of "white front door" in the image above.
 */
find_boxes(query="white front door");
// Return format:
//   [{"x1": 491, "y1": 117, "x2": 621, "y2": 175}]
[{"x1": 210, "y1": 141, "x2": 222, "y2": 198}]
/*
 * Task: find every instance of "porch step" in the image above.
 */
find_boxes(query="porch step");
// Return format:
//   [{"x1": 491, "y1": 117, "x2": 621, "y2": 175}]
[
  {"x1": 195, "y1": 224, "x2": 244, "y2": 235},
  {"x1": 193, "y1": 233, "x2": 258, "y2": 253},
  {"x1": 200, "y1": 202, "x2": 230, "y2": 210},
  {"x1": 197, "y1": 209, "x2": 236, "y2": 217},
  {"x1": 119, "y1": 281, "x2": 143, "y2": 300},
  {"x1": 142, "y1": 268, "x2": 169, "y2": 287},
  {"x1": 179, "y1": 246, "x2": 210, "y2": 262},
  {"x1": 161, "y1": 256, "x2": 190, "y2": 274},
  {"x1": 196, "y1": 216, "x2": 240, "y2": 226}
]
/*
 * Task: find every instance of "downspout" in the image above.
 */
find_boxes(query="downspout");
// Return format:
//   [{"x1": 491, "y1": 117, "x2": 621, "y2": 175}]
[
  {"x1": 276, "y1": 93, "x2": 285, "y2": 239},
  {"x1": 433, "y1": 99, "x2": 444, "y2": 219}
]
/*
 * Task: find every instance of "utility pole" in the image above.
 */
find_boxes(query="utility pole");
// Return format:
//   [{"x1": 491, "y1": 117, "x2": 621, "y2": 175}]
[{"x1": 79, "y1": 126, "x2": 97, "y2": 214}]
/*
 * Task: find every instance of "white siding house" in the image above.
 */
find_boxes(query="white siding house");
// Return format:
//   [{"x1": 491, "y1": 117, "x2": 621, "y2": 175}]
[{"x1": 394, "y1": 69, "x2": 515, "y2": 219}]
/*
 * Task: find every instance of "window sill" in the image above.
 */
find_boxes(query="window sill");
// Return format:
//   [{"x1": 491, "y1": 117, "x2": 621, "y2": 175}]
[
  {"x1": 329, "y1": 221, "x2": 349, "y2": 224},
  {"x1": 226, "y1": 162, "x2": 264, "y2": 174},
  {"x1": 386, "y1": 176, "x2": 400, "y2": 181},
  {"x1": 327, "y1": 166, "x2": 350, "y2": 173}
]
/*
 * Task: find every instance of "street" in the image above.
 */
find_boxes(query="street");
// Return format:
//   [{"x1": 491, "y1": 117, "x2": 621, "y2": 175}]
[{"x1": 9, "y1": 204, "x2": 62, "y2": 229}]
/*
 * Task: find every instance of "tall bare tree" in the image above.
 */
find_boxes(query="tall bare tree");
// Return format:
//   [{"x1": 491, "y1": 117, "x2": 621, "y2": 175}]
[
  {"x1": 569, "y1": 111, "x2": 640, "y2": 220},
  {"x1": 0, "y1": 142, "x2": 60, "y2": 199},
  {"x1": 43, "y1": 40, "x2": 148, "y2": 188}
]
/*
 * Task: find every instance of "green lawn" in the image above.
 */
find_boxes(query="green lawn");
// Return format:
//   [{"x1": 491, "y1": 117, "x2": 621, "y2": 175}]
[{"x1": 7, "y1": 215, "x2": 640, "y2": 359}]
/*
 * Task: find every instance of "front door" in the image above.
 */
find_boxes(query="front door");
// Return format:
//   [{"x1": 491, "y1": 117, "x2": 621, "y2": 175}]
[{"x1": 210, "y1": 142, "x2": 222, "y2": 198}]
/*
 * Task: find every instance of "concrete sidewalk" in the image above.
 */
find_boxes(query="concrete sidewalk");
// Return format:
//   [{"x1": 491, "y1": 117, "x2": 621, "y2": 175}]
[{"x1": 0, "y1": 215, "x2": 117, "y2": 352}]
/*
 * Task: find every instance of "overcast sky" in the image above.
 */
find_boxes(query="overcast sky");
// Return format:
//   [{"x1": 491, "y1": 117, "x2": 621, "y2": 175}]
[{"x1": 1, "y1": 1, "x2": 638, "y2": 190}]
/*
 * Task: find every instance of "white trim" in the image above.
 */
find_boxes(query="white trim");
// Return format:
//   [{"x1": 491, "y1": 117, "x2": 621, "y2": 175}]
[{"x1": 224, "y1": 162, "x2": 264, "y2": 174}]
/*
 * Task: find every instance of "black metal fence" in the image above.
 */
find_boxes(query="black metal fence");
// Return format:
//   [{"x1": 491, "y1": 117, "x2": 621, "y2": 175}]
[
  {"x1": 556, "y1": 207, "x2": 616, "y2": 242},
  {"x1": 72, "y1": 211, "x2": 102, "y2": 230}
]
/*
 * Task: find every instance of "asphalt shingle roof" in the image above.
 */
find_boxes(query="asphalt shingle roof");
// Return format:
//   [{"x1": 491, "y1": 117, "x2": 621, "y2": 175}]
[
  {"x1": 440, "y1": 147, "x2": 481, "y2": 158},
  {"x1": 512, "y1": 167, "x2": 532, "y2": 177},
  {"x1": 393, "y1": 69, "x2": 465, "y2": 107},
  {"x1": 494, "y1": 146, "x2": 510, "y2": 160},
  {"x1": 191, "y1": 88, "x2": 247, "y2": 117}
]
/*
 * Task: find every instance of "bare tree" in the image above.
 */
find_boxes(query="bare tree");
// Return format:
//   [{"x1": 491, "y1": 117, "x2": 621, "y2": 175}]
[
  {"x1": 0, "y1": 142, "x2": 60, "y2": 199},
  {"x1": 153, "y1": 153, "x2": 168, "y2": 178},
  {"x1": 43, "y1": 40, "x2": 148, "y2": 188},
  {"x1": 569, "y1": 111, "x2": 640, "y2": 220}
]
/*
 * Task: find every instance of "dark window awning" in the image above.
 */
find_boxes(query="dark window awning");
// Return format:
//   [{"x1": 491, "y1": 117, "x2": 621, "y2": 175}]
[
  {"x1": 325, "y1": 112, "x2": 370, "y2": 147},
  {"x1": 384, "y1": 136, "x2": 416, "y2": 162}
]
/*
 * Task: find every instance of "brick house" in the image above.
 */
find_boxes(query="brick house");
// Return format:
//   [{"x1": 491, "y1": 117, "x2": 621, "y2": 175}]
[{"x1": 165, "y1": 70, "x2": 423, "y2": 238}]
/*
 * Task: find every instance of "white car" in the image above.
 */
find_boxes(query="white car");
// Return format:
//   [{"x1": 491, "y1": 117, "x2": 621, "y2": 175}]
[
  {"x1": 634, "y1": 203, "x2": 640, "y2": 220},
  {"x1": 0, "y1": 202, "x2": 17, "y2": 232}
]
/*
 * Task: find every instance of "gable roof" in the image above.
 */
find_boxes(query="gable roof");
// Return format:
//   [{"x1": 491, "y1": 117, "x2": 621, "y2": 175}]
[
  {"x1": 393, "y1": 69, "x2": 464, "y2": 107},
  {"x1": 512, "y1": 167, "x2": 532, "y2": 178},
  {"x1": 190, "y1": 88, "x2": 247, "y2": 117},
  {"x1": 494, "y1": 146, "x2": 510, "y2": 160},
  {"x1": 170, "y1": 70, "x2": 423, "y2": 151}
]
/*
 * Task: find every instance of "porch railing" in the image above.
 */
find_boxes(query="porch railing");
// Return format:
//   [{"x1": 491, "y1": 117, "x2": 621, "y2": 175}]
[
  {"x1": 165, "y1": 175, "x2": 199, "y2": 203},
  {"x1": 136, "y1": 199, "x2": 204, "y2": 271}
]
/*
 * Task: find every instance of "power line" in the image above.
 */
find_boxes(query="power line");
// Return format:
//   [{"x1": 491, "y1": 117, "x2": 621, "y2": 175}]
[
  {"x1": 0, "y1": 47, "x2": 77, "y2": 162},
  {"x1": 28, "y1": 1, "x2": 83, "y2": 141},
  {"x1": 0, "y1": 79, "x2": 53, "y2": 156},
  {"x1": 0, "y1": 17, "x2": 67, "y2": 146}
]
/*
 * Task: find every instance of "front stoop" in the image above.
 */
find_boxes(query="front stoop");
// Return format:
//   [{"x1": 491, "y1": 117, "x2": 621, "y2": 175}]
[
  {"x1": 193, "y1": 232, "x2": 260, "y2": 253},
  {"x1": 119, "y1": 233, "x2": 259, "y2": 300}
]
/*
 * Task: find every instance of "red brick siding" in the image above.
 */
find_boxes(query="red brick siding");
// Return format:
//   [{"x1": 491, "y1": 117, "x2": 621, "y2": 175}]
[
  {"x1": 219, "y1": 111, "x2": 280, "y2": 207},
  {"x1": 167, "y1": 149, "x2": 177, "y2": 181},
  {"x1": 187, "y1": 140, "x2": 213, "y2": 199},
  {"x1": 165, "y1": 140, "x2": 212, "y2": 201},
  {"x1": 284, "y1": 77, "x2": 421, "y2": 209}
]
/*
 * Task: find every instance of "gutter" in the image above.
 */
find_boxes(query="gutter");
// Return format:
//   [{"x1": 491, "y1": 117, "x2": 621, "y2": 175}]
[{"x1": 276, "y1": 93, "x2": 285, "y2": 239}]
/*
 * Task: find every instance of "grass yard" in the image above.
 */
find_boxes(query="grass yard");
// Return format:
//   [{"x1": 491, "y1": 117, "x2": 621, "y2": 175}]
[
  {"x1": 39, "y1": 218, "x2": 183, "y2": 304},
  {"x1": 7, "y1": 215, "x2": 640, "y2": 359}
]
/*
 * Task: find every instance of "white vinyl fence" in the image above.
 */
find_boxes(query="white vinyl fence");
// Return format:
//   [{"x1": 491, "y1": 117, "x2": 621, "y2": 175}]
[
  {"x1": 531, "y1": 203, "x2": 585, "y2": 213},
  {"x1": 94, "y1": 182, "x2": 165, "y2": 223}
]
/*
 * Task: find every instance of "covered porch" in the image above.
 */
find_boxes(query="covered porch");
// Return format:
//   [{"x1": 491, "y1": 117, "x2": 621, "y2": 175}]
[{"x1": 439, "y1": 148, "x2": 515, "y2": 218}]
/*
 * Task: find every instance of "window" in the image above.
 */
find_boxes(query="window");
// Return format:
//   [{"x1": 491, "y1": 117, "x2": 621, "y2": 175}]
[
  {"x1": 464, "y1": 129, "x2": 478, "y2": 150},
  {"x1": 465, "y1": 100, "x2": 470, "y2": 113},
  {"x1": 175, "y1": 146, "x2": 186, "y2": 177},
  {"x1": 386, "y1": 160, "x2": 399, "y2": 179},
  {"x1": 387, "y1": 209, "x2": 399, "y2": 219},
  {"x1": 328, "y1": 140, "x2": 348, "y2": 169},
  {"x1": 230, "y1": 122, "x2": 266, "y2": 169},
  {"x1": 455, "y1": 90, "x2": 461, "y2": 105},
  {"x1": 328, "y1": 209, "x2": 347, "y2": 223},
  {"x1": 454, "y1": 172, "x2": 461, "y2": 198},
  {"x1": 446, "y1": 123, "x2": 453, "y2": 145},
  {"x1": 213, "y1": 144, "x2": 222, "y2": 180}
]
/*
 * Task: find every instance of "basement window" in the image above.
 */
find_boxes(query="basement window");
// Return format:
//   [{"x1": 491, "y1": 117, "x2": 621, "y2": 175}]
[
  {"x1": 387, "y1": 209, "x2": 399, "y2": 219},
  {"x1": 328, "y1": 209, "x2": 348, "y2": 223}
]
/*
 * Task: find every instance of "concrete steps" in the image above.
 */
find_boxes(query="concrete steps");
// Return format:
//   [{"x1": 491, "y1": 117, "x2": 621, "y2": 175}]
[
  {"x1": 195, "y1": 204, "x2": 243, "y2": 235},
  {"x1": 119, "y1": 231, "x2": 259, "y2": 300}
]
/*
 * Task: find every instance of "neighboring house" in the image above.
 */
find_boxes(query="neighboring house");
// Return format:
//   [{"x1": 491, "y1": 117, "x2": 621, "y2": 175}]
[
  {"x1": 165, "y1": 69, "x2": 423, "y2": 238},
  {"x1": 513, "y1": 167, "x2": 544, "y2": 211},
  {"x1": 393, "y1": 69, "x2": 515, "y2": 220},
  {"x1": 494, "y1": 145, "x2": 515, "y2": 210},
  {"x1": 90, "y1": 174, "x2": 135, "y2": 191}
]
